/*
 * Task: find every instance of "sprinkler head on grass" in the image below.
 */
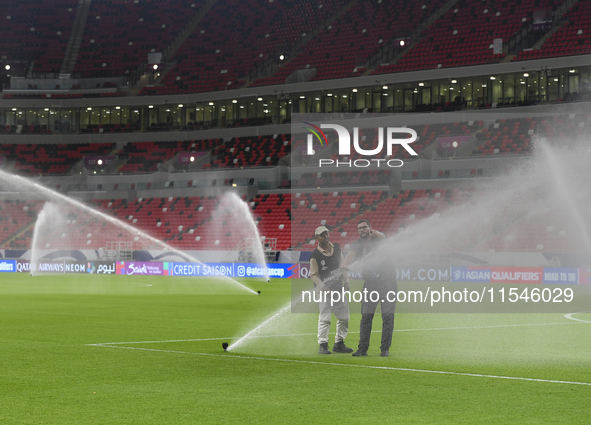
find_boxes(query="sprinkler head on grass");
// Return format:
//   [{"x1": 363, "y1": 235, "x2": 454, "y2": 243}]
[
  {"x1": 222, "y1": 342, "x2": 229, "y2": 352},
  {"x1": 258, "y1": 290, "x2": 261, "y2": 295}
]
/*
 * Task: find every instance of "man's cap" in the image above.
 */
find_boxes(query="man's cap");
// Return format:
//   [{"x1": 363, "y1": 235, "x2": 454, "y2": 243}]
[{"x1": 315, "y1": 225, "x2": 329, "y2": 236}]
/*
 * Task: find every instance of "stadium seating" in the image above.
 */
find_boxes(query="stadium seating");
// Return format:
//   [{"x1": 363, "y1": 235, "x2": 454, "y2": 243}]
[
  {"x1": 0, "y1": 0, "x2": 78, "y2": 74},
  {"x1": 5, "y1": 195, "x2": 292, "y2": 251},
  {"x1": 0, "y1": 134, "x2": 290, "y2": 176},
  {"x1": 374, "y1": 0, "x2": 557, "y2": 74},
  {"x1": 321, "y1": 121, "x2": 484, "y2": 162},
  {"x1": 290, "y1": 188, "x2": 587, "y2": 252},
  {"x1": 210, "y1": 134, "x2": 290, "y2": 168},
  {"x1": 115, "y1": 135, "x2": 289, "y2": 172},
  {"x1": 251, "y1": 0, "x2": 443, "y2": 86},
  {"x1": 293, "y1": 170, "x2": 390, "y2": 188},
  {"x1": 2, "y1": 91, "x2": 125, "y2": 100},
  {"x1": 0, "y1": 185, "x2": 586, "y2": 254},
  {"x1": 0, "y1": 142, "x2": 115, "y2": 175},
  {"x1": 250, "y1": 193, "x2": 292, "y2": 250},
  {"x1": 75, "y1": 0, "x2": 199, "y2": 77},
  {"x1": 471, "y1": 114, "x2": 590, "y2": 155},
  {"x1": 0, "y1": 200, "x2": 43, "y2": 248},
  {"x1": 515, "y1": 1, "x2": 591, "y2": 61},
  {"x1": 144, "y1": 0, "x2": 343, "y2": 95},
  {"x1": 116, "y1": 140, "x2": 218, "y2": 173}
]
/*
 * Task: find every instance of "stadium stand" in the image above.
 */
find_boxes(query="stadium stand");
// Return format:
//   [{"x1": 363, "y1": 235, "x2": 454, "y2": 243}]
[
  {"x1": 0, "y1": 142, "x2": 115, "y2": 175},
  {"x1": 0, "y1": 200, "x2": 43, "y2": 248},
  {"x1": 374, "y1": 0, "x2": 557, "y2": 74},
  {"x1": 290, "y1": 188, "x2": 588, "y2": 252},
  {"x1": 0, "y1": 182, "x2": 587, "y2": 254},
  {"x1": 1, "y1": 0, "x2": 591, "y2": 260},
  {"x1": 251, "y1": 0, "x2": 444, "y2": 86},
  {"x1": 74, "y1": 0, "x2": 199, "y2": 77},
  {"x1": 251, "y1": 193, "x2": 291, "y2": 250},
  {"x1": 210, "y1": 134, "x2": 290, "y2": 168},
  {"x1": 0, "y1": 0, "x2": 78, "y2": 75},
  {"x1": 321, "y1": 121, "x2": 484, "y2": 162},
  {"x1": 117, "y1": 139, "x2": 220, "y2": 173},
  {"x1": 515, "y1": 0, "x2": 591, "y2": 61},
  {"x1": 143, "y1": 0, "x2": 343, "y2": 95},
  {"x1": 3, "y1": 195, "x2": 292, "y2": 251},
  {"x1": 471, "y1": 114, "x2": 590, "y2": 155}
]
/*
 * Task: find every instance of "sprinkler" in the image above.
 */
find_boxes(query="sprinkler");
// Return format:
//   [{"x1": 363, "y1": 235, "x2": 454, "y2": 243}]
[
  {"x1": 222, "y1": 342, "x2": 229, "y2": 351},
  {"x1": 258, "y1": 290, "x2": 261, "y2": 295}
]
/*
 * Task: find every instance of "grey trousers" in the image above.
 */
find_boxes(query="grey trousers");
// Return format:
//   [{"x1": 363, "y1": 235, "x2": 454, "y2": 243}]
[
  {"x1": 317, "y1": 296, "x2": 349, "y2": 344},
  {"x1": 357, "y1": 279, "x2": 397, "y2": 351}
]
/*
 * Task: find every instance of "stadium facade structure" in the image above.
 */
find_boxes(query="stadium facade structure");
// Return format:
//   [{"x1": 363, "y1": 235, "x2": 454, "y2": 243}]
[{"x1": 1, "y1": 0, "x2": 591, "y2": 264}]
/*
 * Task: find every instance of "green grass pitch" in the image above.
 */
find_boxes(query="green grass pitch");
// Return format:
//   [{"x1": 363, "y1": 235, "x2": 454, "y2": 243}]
[{"x1": 1, "y1": 273, "x2": 590, "y2": 424}]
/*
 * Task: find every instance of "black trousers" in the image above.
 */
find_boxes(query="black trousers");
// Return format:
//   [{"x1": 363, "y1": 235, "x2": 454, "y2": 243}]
[{"x1": 358, "y1": 279, "x2": 397, "y2": 351}]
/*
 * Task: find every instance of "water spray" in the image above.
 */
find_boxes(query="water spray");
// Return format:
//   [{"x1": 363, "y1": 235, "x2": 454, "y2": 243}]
[
  {"x1": 226, "y1": 273, "x2": 340, "y2": 351},
  {"x1": 0, "y1": 170, "x2": 258, "y2": 295},
  {"x1": 218, "y1": 193, "x2": 271, "y2": 283}
]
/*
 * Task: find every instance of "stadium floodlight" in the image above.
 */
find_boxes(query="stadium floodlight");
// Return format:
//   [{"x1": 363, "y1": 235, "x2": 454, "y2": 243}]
[
  {"x1": 279, "y1": 54, "x2": 285, "y2": 60},
  {"x1": 152, "y1": 64, "x2": 158, "y2": 70},
  {"x1": 4, "y1": 65, "x2": 9, "y2": 71},
  {"x1": 190, "y1": 156, "x2": 195, "y2": 162},
  {"x1": 399, "y1": 40, "x2": 405, "y2": 47},
  {"x1": 97, "y1": 159, "x2": 103, "y2": 166}
]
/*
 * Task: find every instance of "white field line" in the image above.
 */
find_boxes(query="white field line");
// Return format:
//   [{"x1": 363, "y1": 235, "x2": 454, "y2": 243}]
[
  {"x1": 564, "y1": 311, "x2": 591, "y2": 323},
  {"x1": 88, "y1": 343, "x2": 591, "y2": 387},
  {"x1": 88, "y1": 321, "x2": 584, "y2": 346}
]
